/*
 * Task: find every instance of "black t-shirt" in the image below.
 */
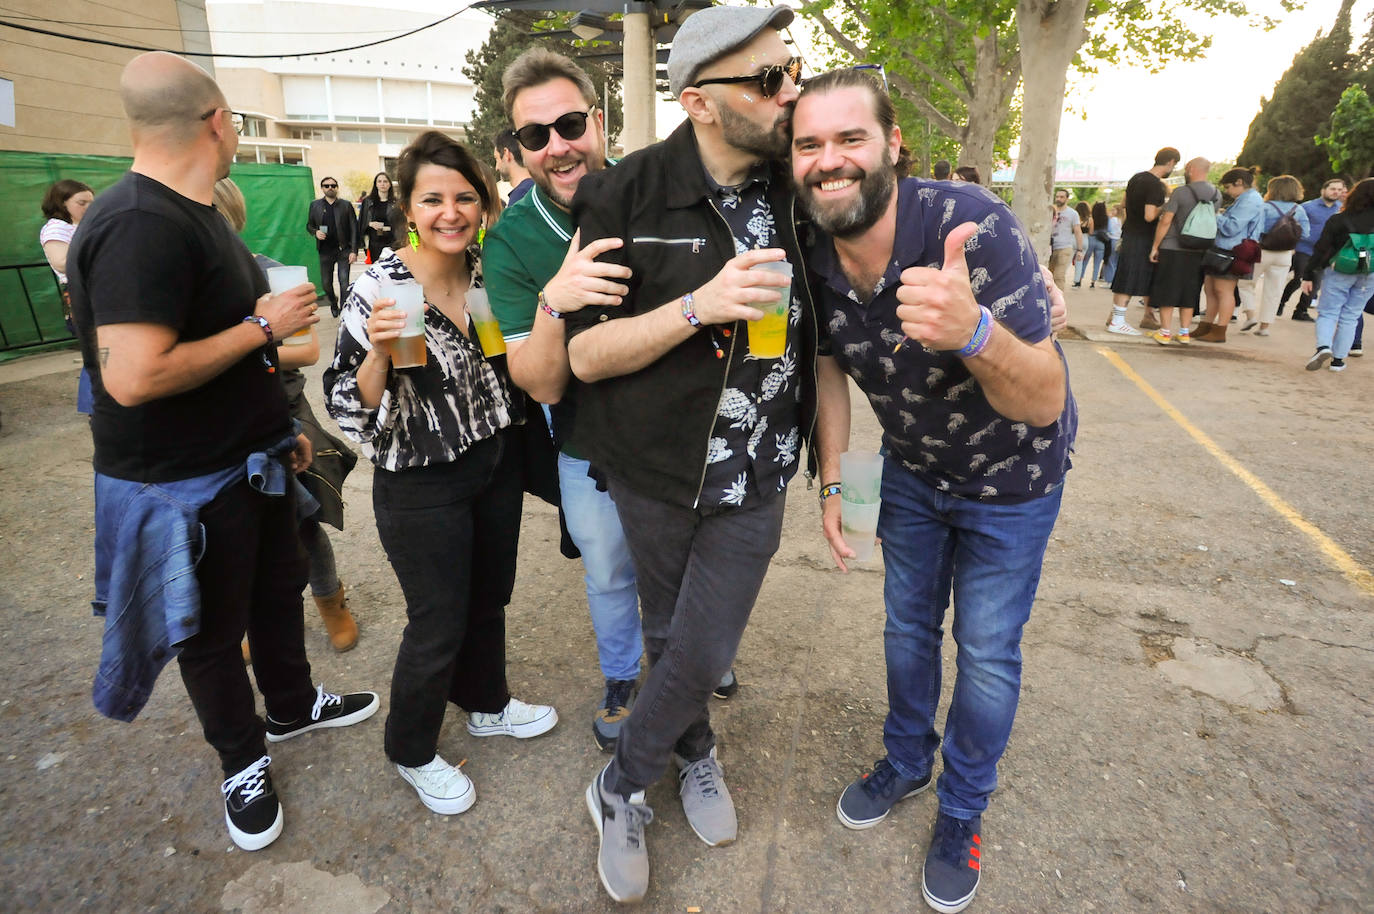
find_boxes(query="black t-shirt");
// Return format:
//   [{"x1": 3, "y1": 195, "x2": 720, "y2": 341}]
[
  {"x1": 1123, "y1": 170, "x2": 1167, "y2": 235},
  {"x1": 68, "y1": 172, "x2": 292, "y2": 482}
]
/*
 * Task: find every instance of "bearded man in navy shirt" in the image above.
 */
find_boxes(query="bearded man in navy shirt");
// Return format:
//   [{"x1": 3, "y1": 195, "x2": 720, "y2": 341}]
[{"x1": 794, "y1": 69, "x2": 1077, "y2": 914}]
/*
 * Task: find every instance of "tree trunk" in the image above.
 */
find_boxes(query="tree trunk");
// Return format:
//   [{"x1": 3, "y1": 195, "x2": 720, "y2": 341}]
[
  {"x1": 1012, "y1": 0, "x2": 1089, "y2": 256},
  {"x1": 958, "y1": 30, "x2": 1010, "y2": 185}
]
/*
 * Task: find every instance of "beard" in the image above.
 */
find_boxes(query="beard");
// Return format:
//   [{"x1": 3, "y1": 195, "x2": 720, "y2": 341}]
[
  {"x1": 717, "y1": 101, "x2": 792, "y2": 161},
  {"x1": 796, "y1": 150, "x2": 896, "y2": 239},
  {"x1": 531, "y1": 145, "x2": 606, "y2": 211}
]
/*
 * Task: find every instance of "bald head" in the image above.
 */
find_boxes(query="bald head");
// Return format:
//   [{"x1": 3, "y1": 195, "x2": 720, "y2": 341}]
[
  {"x1": 120, "y1": 52, "x2": 223, "y2": 139},
  {"x1": 1185, "y1": 157, "x2": 1210, "y2": 182}
]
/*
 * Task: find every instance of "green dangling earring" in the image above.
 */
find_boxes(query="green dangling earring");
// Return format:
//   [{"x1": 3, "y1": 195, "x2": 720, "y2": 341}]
[
  {"x1": 407, "y1": 221, "x2": 420, "y2": 251},
  {"x1": 475, "y1": 223, "x2": 485, "y2": 247}
]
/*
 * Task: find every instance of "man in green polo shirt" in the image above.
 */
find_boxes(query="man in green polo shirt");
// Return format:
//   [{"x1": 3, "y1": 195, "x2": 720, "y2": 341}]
[{"x1": 484, "y1": 48, "x2": 644, "y2": 751}]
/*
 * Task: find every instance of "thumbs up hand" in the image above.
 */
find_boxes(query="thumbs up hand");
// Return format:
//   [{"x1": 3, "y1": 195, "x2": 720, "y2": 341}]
[{"x1": 895, "y1": 222, "x2": 983, "y2": 351}]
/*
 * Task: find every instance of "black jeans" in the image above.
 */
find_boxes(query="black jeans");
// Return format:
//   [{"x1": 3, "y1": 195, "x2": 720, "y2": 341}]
[
  {"x1": 604, "y1": 480, "x2": 786, "y2": 796},
  {"x1": 176, "y1": 479, "x2": 316, "y2": 776},
  {"x1": 1281, "y1": 251, "x2": 1318, "y2": 313},
  {"x1": 318, "y1": 248, "x2": 352, "y2": 307},
  {"x1": 373, "y1": 432, "x2": 522, "y2": 767}
]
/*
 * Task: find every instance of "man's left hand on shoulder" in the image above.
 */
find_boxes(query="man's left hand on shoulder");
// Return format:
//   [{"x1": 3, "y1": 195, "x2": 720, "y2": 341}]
[{"x1": 894, "y1": 222, "x2": 984, "y2": 351}]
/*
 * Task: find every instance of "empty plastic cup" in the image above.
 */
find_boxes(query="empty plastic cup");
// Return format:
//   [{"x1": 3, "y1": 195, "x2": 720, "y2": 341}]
[
  {"x1": 840, "y1": 450, "x2": 884, "y2": 562},
  {"x1": 266, "y1": 265, "x2": 313, "y2": 345}
]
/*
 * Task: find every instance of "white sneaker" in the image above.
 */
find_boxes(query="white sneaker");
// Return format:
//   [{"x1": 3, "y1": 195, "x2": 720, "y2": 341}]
[
  {"x1": 396, "y1": 754, "x2": 475, "y2": 814},
  {"x1": 467, "y1": 697, "x2": 558, "y2": 739},
  {"x1": 1105, "y1": 321, "x2": 1142, "y2": 336}
]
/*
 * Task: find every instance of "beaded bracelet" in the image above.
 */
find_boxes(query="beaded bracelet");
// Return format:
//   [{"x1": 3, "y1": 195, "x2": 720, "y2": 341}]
[
  {"x1": 243, "y1": 315, "x2": 273, "y2": 345},
  {"x1": 537, "y1": 290, "x2": 562, "y2": 320},
  {"x1": 818, "y1": 482, "x2": 843, "y2": 505},
  {"x1": 681, "y1": 292, "x2": 702, "y2": 327},
  {"x1": 956, "y1": 306, "x2": 993, "y2": 359}
]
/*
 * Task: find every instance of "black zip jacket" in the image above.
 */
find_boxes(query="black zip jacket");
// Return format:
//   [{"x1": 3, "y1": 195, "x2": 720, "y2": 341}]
[
  {"x1": 1304, "y1": 208, "x2": 1374, "y2": 279},
  {"x1": 566, "y1": 121, "x2": 820, "y2": 509}
]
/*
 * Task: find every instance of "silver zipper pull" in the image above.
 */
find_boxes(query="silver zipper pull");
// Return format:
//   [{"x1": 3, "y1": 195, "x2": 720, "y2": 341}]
[{"x1": 692, "y1": 238, "x2": 702, "y2": 253}]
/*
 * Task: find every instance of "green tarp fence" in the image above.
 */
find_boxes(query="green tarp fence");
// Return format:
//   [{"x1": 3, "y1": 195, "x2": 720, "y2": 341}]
[{"x1": 1, "y1": 151, "x2": 321, "y2": 359}]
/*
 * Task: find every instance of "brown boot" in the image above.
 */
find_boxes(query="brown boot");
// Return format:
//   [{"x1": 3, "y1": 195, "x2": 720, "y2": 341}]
[
  {"x1": 314, "y1": 584, "x2": 358, "y2": 652},
  {"x1": 1139, "y1": 312, "x2": 1161, "y2": 331},
  {"x1": 1193, "y1": 321, "x2": 1213, "y2": 338},
  {"x1": 1194, "y1": 324, "x2": 1228, "y2": 342}
]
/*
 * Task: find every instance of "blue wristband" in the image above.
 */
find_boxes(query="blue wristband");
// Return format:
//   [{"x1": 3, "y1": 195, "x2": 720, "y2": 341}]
[{"x1": 956, "y1": 306, "x2": 993, "y2": 359}]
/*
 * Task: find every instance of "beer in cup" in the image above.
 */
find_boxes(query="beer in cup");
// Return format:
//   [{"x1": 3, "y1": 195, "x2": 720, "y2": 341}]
[
  {"x1": 266, "y1": 265, "x2": 314, "y2": 344},
  {"x1": 747, "y1": 260, "x2": 792, "y2": 359},
  {"x1": 386, "y1": 282, "x2": 427, "y2": 369},
  {"x1": 465, "y1": 287, "x2": 506, "y2": 357},
  {"x1": 840, "y1": 450, "x2": 884, "y2": 562}
]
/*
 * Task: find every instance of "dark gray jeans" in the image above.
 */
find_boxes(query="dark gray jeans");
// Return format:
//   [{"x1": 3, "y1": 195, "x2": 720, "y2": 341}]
[{"x1": 605, "y1": 479, "x2": 786, "y2": 796}]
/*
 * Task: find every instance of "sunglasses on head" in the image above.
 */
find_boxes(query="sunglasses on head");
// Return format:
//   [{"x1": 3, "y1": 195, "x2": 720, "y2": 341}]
[
  {"x1": 511, "y1": 111, "x2": 591, "y2": 152},
  {"x1": 692, "y1": 57, "x2": 803, "y2": 99}
]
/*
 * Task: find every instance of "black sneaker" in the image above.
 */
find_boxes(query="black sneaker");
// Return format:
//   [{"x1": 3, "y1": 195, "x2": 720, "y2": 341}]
[
  {"x1": 712, "y1": 669, "x2": 739, "y2": 700},
  {"x1": 1292, "y1": 311, "x2": 1315, "y2": 322},
  {"x1": 1329, "y1": 358, "x2": 1347, "y2": 372},
  {"x1": 836, "y1": 757, "x2": 932, "y2": 829},
  {"x1": 221, "y1": 755, "x2": 282, "y2": 851},
  {"x1": 266, "y1": 683, "x2": 379, "y2": 742},
  {"x1": 922, "y1": 811, "x2": 982, "y2": 913},
  {"x1": 1306, "y1": 347, "x2": 1332, "y2": 371},
  {"x1": 593, "y1": 678, "x2": 636, "y2": 751}
]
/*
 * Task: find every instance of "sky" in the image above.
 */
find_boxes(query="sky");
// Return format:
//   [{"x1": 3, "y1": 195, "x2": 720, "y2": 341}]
[{"x1": 649, "y1": 0, "x2": 1372, "y2": 182}]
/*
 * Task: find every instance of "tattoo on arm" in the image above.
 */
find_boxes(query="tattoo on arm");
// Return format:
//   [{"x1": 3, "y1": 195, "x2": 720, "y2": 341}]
[{"x1": 98, "y1": 347, "x2": 109, "y2": 367}]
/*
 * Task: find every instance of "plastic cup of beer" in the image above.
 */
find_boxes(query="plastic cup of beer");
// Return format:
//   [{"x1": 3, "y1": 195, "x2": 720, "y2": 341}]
[
  {"x1": 840, "y1": 450, "x2": 884, "y2": 562},
  {"x1": 747, "y1": 260, "x2": 792, "y2": 359},
  {"x1": 386, "y1": 282, "x2": 427, "y2": 369},
  {"x1": 465, "y1": 287, "x2": 507, "y2": 357},
  {"x1": 266, "y1": 265, "x2": 313, "y2": 345}
]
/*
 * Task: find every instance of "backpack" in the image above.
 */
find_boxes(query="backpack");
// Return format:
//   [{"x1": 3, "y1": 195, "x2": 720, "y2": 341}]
[
  {"x1": 1177, "y1": 186, "x2": 1218, "y2": 249},
  {"x1": 1333, "y1": 232, "x2": 1374, "y2": 274},
  {"x1": 1259, "y1": 203, "x2": 1302, "y2": 251}
]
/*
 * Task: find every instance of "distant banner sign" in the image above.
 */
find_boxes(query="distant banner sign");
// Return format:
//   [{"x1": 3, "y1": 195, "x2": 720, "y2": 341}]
[{"x1": 990, "y1": 156, "x2": 1141, "y2": 185}]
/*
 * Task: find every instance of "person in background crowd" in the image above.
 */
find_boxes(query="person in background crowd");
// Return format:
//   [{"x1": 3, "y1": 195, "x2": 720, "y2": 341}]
[
  {"x1": 1282, "y1": 178, "x2": 1348, "y2": 321},
  {"x1": 306, "y1": 175, "x2": 358, "y2": 317},
  {"x1": 213, "y1": 177, "x2": 361, "y2": 655},
  {"x1": 360, "y1": 172, "x2": 399, "y2": 265},
  {"x1": 69, "y1": 50, "x2": 377, "y2": 853},
  {"x1": 1302, "y1": 177, "x2": 1374, "y2": 373},
  {"x1": 1109, "y1": 146, "x2": 1179, "y2": 334},
  {"x1": 1147, "y1": 157, "x2": 1216, "y2": 345},
  {"x1": 1194, "y1": 167, "x2": 1265, "y2": 343},
  {"x1": 1239, "y1": 174, "x2": 1310, "y2": 337},
  {"x1": 1048, "y1": 189, "x2": 1083, "y2": 291},
  {"x1": 953, "y1": 165, "x2": 981, "y2": 184},
  {"x1": 40, "y1": 178, "x2": 97, "y2": 413},
  {"x1": 1100, "y1": 203, "x2": 1124, "y2": 285},
  {"x1": 933, "y1": 159, "x2": 951, "y2": 180},
  {"x1": 494, "y1": 129, "x2": 535, "y2": 205},
  {"x1": 1073, "y1": 201, "x2": 1104, "y2": 288},
  {"x1": 324, "y1": 130, "x2": 557, "y2": 818}
]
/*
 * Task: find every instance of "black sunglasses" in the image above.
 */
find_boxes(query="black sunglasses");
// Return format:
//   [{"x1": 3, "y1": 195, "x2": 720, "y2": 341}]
[
  {"x1": 321, "y1": 183, "x2": 338, "y2": 189},
  {"x1": 512, "y1": 111, "x2": 591, "y2": 152},
  {"x1": 693, "y1": 57, "x2": 803, "y2": 99}
]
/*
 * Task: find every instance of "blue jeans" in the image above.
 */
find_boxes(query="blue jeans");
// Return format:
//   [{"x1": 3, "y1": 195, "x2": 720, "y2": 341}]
[
  {"x1": 1100, "y1": 239, "x2": 1120, "y2": 284},
  {"x1": 558, "y1": 452, "x2": 642, "y2": 682},
  {"x1": 877, "y1": 458, "x2": 1064, "y2": 819},
  {"x1": 1075, "y1": 236, "x2": 1106, "y2": 284},
  {"x1": 1314, "y1": 268, "x2": 1374, "y2": 359}
]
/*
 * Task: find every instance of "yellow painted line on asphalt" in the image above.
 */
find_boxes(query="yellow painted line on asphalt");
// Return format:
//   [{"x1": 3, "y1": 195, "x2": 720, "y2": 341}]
[{"x1": 1097, "y1": 346, "x2": 1374, "y2": 597}]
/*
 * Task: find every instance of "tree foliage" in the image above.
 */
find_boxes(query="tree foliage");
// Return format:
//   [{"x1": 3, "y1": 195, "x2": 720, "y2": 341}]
[
  {"x1": 1236, "y1": 0, "x2": 1358, "y2": 192},
  {"x1": 462, "y1": 14, "x2": 623, "y2": 163},
  {"x1": 1315, "y1": 84, "x2": 1374, "y2": 179}
]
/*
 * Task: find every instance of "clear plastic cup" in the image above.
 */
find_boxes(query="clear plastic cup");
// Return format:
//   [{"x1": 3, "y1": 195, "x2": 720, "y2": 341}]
[
  {"x1": 747, "y1": 260, "x2": 792, "y2": 359},
  {"x1": 266, "y1": 265, "x2": 313, "y2": 345},
  {"x1": 386, "y1": 282, "x2": 427, "y2": 369},
  {"x1": 841, "y1": 499, "x2": 882, "y2": 562},
  {"x1": 465, "y1": 287, "x2": 507, "y2": 356},
  {"x1": 839, "y1": 450, "x2": 884, "y2": 562}
]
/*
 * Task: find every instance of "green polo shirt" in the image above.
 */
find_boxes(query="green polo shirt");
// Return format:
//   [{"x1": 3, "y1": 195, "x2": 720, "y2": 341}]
[{"x1": 485, "y1": 181, "x2": 581, "y2": 455}]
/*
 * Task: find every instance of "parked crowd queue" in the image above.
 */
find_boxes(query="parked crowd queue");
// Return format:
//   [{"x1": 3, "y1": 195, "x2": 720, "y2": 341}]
[{"x1": 64, "y1": 10, "x2": 1084, "y2": 912}]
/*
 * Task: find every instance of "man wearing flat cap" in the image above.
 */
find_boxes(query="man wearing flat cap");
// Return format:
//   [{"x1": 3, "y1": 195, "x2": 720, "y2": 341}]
[{"x1": 564, "y1": 4, "x2": 819, "y2": 903}]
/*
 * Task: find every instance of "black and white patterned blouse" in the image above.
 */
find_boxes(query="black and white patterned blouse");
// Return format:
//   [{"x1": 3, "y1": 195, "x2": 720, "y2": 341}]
[
  {"x1": 699, "y1": 169, "x2": 803, "y2": 508},
  {"x1": 323, "y1": 250, "x2": 514, "y2": 471}
]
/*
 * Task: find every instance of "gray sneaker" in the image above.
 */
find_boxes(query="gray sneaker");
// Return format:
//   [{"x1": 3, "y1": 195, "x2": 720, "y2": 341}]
[
  {"x1": 585, "y1": 765, "x2": 654, "y2": 903},
  {"x1": 673, "y1": 747, "x2": 737, "y2": 847}
]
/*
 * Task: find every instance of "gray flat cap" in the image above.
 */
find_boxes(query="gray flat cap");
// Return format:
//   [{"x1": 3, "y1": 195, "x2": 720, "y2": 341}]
[{"x1": 668, "y1": 5, "x2": 795, "y2": 98}]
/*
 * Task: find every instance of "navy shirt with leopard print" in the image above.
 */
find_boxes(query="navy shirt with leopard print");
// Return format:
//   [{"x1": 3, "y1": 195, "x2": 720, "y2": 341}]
[{"x1": 807, "y1": 178, "x2": 1077, "y2": 503}]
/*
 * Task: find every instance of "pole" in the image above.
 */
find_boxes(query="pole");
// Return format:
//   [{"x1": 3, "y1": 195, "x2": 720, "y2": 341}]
[{"x1": 621, "y1": 5, "x2": 655, "y2": 152}]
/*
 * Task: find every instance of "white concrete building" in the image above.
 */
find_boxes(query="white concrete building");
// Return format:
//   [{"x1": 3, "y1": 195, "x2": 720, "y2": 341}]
[{"x1": 209, "y1": 0, "x2": 495, "y2": 198}]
